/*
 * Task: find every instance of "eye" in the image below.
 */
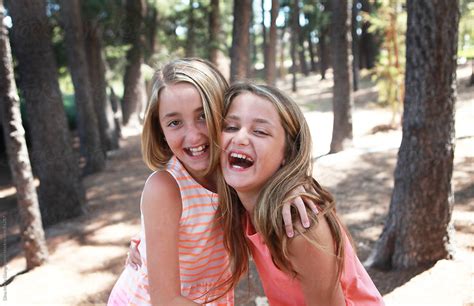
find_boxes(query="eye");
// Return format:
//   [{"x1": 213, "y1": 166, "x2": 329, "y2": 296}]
[
  {"x1": 167, "y1": 120, "x2": 181, "y2": 127},
  {"x1": 198, "y1": 112, "x2": 206, "y2": 121},
  {"x1": 254, "y1": 129, "x2": 269, "y2": 136},
  {"x1": 223, "y1": 124, "x2": 239, "y2": 132}
]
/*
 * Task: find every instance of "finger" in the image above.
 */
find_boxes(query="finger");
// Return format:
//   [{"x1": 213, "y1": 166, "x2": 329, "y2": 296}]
[
  {"x1": 293, "y1": 197, "x2": 310, "y2": 228},
  {"x1": 305, "y1": 198, "x2": 319, "y2": 215},
  {"x1": 282, "y1": 203, "x2": 294, "y2": 238}
]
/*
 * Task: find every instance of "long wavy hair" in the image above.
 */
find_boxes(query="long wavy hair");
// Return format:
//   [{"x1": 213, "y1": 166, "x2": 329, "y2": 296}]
[
  {"x1": 216, "y1": 83, "x2": 347, "y2": 295},
  {"x1": 141, "y1": 58, "x2": 228, "y2": 176}
]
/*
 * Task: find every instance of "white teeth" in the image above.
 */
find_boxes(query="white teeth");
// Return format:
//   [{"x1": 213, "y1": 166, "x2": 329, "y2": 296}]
[
  {"x1": 188, "y1": 145, "x2": 206, "y2": 156},
  {"x1": 189, "y1": 145, "x2": 206, "y2": 152},
  {"x1": 230, "y1": 152, "x2": 253, "y2": 162}
]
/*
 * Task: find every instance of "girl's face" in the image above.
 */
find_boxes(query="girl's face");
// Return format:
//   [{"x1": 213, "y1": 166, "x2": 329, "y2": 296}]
[
  {"x1": 159, "y1": 82, "x2": 210, "y2": 177},
  {"x1": 221, "y1": 92, "x2": 286, "y2": 199}
]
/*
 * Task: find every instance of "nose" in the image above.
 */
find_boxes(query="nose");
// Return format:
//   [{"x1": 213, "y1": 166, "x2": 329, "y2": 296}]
[
  {"x1": 233, "y1": 128, "x2": 249, "y2": 146},
  {"x1": 186, "y1": 122, "x2": 206, "y2": 144}
]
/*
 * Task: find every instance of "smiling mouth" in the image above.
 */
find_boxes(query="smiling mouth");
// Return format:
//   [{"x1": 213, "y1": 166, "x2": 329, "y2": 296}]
[
  {"x1": 228, "y1": 152, "x2": 254, "y2": 169},
  {"x1": 185, "y1": 145, "x2": 208, "y2": 157}
]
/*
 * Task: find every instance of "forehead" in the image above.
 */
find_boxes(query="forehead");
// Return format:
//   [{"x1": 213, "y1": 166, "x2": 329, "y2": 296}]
[
  {"x1": 158, "y1": 82, "x2": 202, "y2": 114},
  {"x1": 227, "y1": 92, "x2": 280, "y2": 121}
]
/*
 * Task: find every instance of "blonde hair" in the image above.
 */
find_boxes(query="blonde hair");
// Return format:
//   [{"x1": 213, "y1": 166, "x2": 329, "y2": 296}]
[
  {"x1": 141, "y1": 58, "x2": 228, "y2": 176},
  {"x1": 216, "y1": 83, "x2": 347, "y2": 294}
]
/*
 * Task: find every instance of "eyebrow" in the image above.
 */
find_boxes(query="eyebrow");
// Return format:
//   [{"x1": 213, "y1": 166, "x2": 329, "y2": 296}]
[
  {"x1": 161, "y1": 107, "x2": 204, "y2": 120},
  {"x1": 225, "y1": 115, "x2": 273, "y2": 126}
]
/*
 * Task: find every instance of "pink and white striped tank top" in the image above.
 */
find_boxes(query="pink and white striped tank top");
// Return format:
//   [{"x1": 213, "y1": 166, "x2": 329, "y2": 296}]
[{"x1": 108, "y1": 156, "x2": 233, "y2": 305}]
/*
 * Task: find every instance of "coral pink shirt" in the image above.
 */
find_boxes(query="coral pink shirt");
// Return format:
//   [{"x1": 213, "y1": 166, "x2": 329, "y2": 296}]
[{"x1": 244, "y1": 214, "x2": 384, "y2": 306}]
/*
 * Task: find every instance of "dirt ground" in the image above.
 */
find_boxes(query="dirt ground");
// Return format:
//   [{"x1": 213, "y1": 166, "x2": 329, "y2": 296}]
[{"x1": 0, "y1": 66, "x2": 472, "y2": 306}]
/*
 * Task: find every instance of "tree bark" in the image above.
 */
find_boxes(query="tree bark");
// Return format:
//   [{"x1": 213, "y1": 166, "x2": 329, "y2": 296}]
[
  {"x1": 0, "y1": 0, "x2": 48, "y2": 269},
  {"x1": 318, "y1": 27, "x2": 329, "y2": 79},
  {"x1": 265, "y1": 0, "x2": 279, "y2": 85},
  {"x1": 60, "y1": 0, "x2": 105, "y2": 175},
  {"x1": 84, "y1": 19, "x2": 119, "y2": 152},
  {"x1": 121, "y1": 0, "x2": 147, "y2": 126},
  {"x1": 230, "y1": 0, "x2": 252, "y2": 83},
  {"x1": 365, "y1": 0, "x2": 459, "y2": 270},
  {"x1": 329, "y1": 0, "x2": 353, "y2": 153},
  {"x1": 8, "y1": 0, "x2": 85, "y2": 226},
  {"x1": 209, "y1": 0, "x2": 222, "y2": 65}
]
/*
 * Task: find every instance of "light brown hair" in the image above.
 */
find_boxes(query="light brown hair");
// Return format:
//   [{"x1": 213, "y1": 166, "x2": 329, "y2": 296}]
[{"x1": 216, "y1": 83, "x2": 346, "y2": 294}]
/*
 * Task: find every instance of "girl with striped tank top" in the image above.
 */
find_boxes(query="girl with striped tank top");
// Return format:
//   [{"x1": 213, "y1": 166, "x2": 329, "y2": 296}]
[{"x1": 108, "y1": 59, "x2": 316, "y2": 305}]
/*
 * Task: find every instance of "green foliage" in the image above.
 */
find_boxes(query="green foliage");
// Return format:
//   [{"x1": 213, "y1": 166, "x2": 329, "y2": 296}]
[
  {"x1": 459, "y1": 0, "x2": 474, "y2": 60},
  {"x1": 366, "y1": 0, "x2": 406, "y2": 124}
]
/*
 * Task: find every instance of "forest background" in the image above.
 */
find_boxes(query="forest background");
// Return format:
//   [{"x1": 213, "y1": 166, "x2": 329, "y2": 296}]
[{"x1": 0, "y1": 0, "x2": 473, "y2": 305}]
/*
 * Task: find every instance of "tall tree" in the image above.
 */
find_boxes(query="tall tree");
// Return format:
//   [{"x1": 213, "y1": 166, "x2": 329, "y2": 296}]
[
  {"x1": 83, "y1": 17, "x2": 120, "y2": 152},
  {"x1": 365, "y1": 0, "x2": 459, "y2": 270},
  {"x1": 265, "y1": 0, "x2": 279, "y2": 85},
  {"x1": 295, "y1": 2, "x2": 309, "y2": 77},
  {"x1": 230, "y1": 0, "x2": 252, "y2": 82},
  {"x1": 329, "y1": 0, "x2": 353, "y2": 153},
  {"x1": 317, "y1": 0, "x2": 331, "y2": 79},
  {"x1": 8, "y1": 0, "x2": 85, "y2": 226},
  {"x1": 290, "y1": 0, "x2": 299, "y2": 92},
  {"x1": 60, "y1": 0, "x2": 105, "y2": 174},
  {"x1": 209, "y1": 0, "x2": 222, "y2": 65},
  {"x1": 121, "y1": 0, "x2": 147, "y2": 125},
  {"x1": 185, "y1": 0, "x2": 196, "y2": 57},
  {"x1": 0, "y1": 0, "x2": 48, "y2": 269},
  {"x1": 359, "y1": 0, "x2": 378, "y2": 69}
]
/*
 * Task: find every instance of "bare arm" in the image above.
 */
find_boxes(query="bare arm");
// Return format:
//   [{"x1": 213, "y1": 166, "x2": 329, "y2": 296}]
[
  {"x1": 287, "y1": 214, "x2": 345, "y2": 306},
  {"x1": 142, "y1": 172, "x2": 200, "y2": 306}
]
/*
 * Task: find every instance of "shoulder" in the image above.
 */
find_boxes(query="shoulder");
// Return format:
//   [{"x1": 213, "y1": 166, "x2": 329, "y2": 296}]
[
  {"x1": 288, "y1": 214, "x2": 337, "y2": 263},
  {"x1": 141, "y1": 171, "x2": 181, "y2": 214}
]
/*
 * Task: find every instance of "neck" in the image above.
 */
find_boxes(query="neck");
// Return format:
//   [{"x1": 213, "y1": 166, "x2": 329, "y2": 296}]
[
  {"x1": 195, "y1": 173, "x2": 217, "y2": 193},
  {"x1": 236, "y1": 191, "x2": 259, "y2": 220}
]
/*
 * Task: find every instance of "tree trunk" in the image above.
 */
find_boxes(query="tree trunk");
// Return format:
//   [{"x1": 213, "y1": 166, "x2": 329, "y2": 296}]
[
  {"x1": 185, "y1": 0, "x2": 196, "y2": 57},
  {"x1": 359, "y1": 0, "x2": 377, "y2": 69},
  {"x1": 60, "y1": 0, "x2": 105, "y2": 175},
  {"x1": 230, "y1": 0, "x2": 252, "y2": 83},
  {"x1": 146, "y1": 6, "x2": 158, "y2": 61},
  {"x1": 121, "y1": 0, "x2": 147, "y2": 126},
  {"x1": 84, "y1": 19, "x2": 119, "y2": 152},
  {"x1": 265, "y1": 0, "x2": 279, "y2": 85},
  {"x1": 209, "y1": 0, "x2": 222, "y2": 65},
  {"x1": 365, "y1": 0, "x2": 459, "y2": 270},
  {"x1": 0, "y1": 0, "x2": 48, "y2": 269},
  {"x1": 295, "y1": 1, "x2": 308, "y2": 77},
  {"x1": 318, "y1": 28, "x2": 329, "y2": 79},
  {"x1": 351, "y1": 0, "x2": 360, "y2": 91},
  {"x1": 329, "y1": 0, "x2": 353, "y2": 153},
  {"x1": 290, "y1": 0, "x2": 299, "y2": 92},
  {"x1": 8, "y1": 0, "x2": 85, "y2": 226}
]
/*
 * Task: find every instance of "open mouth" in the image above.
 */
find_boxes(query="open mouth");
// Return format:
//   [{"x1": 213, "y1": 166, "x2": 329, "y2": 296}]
[
  {"x1": 228, "y1": 152, "x2": 254, "y2": 169},
  {"x1": 185, "y1": 144, "x2": 208, "y2": 157}
]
